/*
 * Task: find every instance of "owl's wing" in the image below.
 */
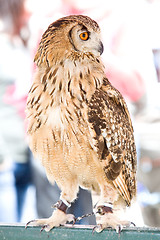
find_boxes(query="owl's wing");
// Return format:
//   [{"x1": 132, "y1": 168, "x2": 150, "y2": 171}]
[{"x1": 88, "y1": 78, "x2": 137, "y2": 206}]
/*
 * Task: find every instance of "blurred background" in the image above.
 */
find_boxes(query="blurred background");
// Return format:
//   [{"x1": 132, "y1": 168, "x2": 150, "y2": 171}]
[{"x1": 0, "y1": 0, "x2": 160, "y2": 227}]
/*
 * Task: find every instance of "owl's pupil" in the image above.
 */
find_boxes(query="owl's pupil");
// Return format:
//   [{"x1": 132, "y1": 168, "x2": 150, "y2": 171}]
[{"x1": 79, "y1": 32, "x2": 89, "y2": 41}]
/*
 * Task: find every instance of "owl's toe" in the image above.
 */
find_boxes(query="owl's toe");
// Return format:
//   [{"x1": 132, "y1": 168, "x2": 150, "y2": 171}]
[
  {"x1": 95, "y1": 205, "x2": 132, "y2": 233},
  {"x1": 25, "y1": 209, "x2": 75, "y2": 232}
]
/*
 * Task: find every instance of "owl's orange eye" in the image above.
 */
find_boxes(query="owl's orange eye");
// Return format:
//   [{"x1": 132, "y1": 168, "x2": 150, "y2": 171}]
[{"x1": 79, "y1": 32, "x2": 89, "y2": 41}]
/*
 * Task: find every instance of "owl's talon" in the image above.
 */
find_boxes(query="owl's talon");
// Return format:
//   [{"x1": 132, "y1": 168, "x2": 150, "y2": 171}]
[
  {"x1": 92, "y1": 226, "x2": 96, "y2": 235},
  {"x1": 92, "y1": 224, "x2": 103, "y2": 233},
  {"x1": 25, "y1": 220, "x2": 36, "y2": 229},
  {"x1": 92, "y1": 225, "x2": 98, "y2": 234},
  {"x1": 130, "y1": 221, "x2": 136, "y2": 227},
  {"x1": 116, "y1": 224, "x2": 122, "y2": 234},
  {"x1": 25, "y1": 209, "x2": 75, "y2": 232},
  {"x1": 69, "y1": 216, "x2": 76, "y2": 225},
  {"x1": 95, "y1": 208, "x2": 131, "y2": 233},
  {"x1": 40, "y1": 225, "x2": 48, "y2": 232}
]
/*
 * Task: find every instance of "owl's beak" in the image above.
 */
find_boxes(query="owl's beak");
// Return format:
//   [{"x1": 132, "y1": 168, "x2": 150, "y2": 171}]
[{"x1": 98, "y1": 41, "x2": 104, "y2": 55}]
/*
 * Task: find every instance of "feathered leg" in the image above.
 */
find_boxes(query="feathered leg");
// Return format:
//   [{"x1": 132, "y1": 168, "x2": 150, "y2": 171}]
[{"x1": 93, "y1": 183, "x2": 131, "y2": 233}]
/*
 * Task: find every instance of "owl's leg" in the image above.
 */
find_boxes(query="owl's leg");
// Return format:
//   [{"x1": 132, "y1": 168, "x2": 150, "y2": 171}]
[
  {"x1": 26, "y1": 181, "x2": 79, "y2": 232},
  {"x1": 93, "y1": 184, "x2": 131, "y2": 233}
]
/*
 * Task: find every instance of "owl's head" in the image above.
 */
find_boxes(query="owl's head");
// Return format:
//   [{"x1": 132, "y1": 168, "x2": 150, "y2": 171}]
[{"x1": 35, "y1": 15, "x2": 104, "y2": 66}]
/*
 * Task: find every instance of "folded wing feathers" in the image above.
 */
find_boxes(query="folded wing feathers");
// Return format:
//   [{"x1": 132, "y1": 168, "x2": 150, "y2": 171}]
[{"x1": 113, "y1": 173, "x2": 131, "y2": 206}]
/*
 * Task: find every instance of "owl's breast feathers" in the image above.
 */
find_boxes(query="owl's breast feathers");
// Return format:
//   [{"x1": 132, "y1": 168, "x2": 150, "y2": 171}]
[{"x1": 26, "y1": 53, "x2": 137, "y2": 206}]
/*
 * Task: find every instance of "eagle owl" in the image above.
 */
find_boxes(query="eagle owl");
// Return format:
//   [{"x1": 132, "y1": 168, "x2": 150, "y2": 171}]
[{"x1": 26, "y1": 15, "x2": 137, "y2": 232}]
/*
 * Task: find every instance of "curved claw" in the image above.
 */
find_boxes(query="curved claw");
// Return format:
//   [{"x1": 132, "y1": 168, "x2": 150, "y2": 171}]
[
  {"x1": 26, "y1": 219, "x2": 47, "y2": 233},
  {"x1": 71, "y1": 217, "x2": 77, "y2": 225},
  {"x1": 25, "y1": 210, "x2": 75, "y2": 232},
  {"x1": 40, "y1": 225, "x2": 48, "y2": 232},
  {"x1": 131, "y1": 221, "x2": 136, "y2": 227},
  {"x1": 116, "y1": 224, "x2": 122, "y2": 234},
  {"x1": 25, "y1": 220, "x2": 36, "y2": 229},
  {"x1": 92, "y1": 224, "x2": 103, "y2": 233},
  {"x1": 92, "y1": 225, "x2": 96, "y2": 235}
]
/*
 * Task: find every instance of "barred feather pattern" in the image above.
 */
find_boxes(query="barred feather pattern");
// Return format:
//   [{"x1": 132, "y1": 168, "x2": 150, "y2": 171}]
[
  {"x1": 88, "y1": 78, "x2": 137, "y2": 205},
  {"x1": 26, "y1": 15, "x2": 137, "y2": 209}
]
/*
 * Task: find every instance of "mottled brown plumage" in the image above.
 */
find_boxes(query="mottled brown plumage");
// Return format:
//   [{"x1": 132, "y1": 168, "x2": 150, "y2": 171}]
[{"x1": 26, "y1": 15, "x2": 137, "y2": 232}]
